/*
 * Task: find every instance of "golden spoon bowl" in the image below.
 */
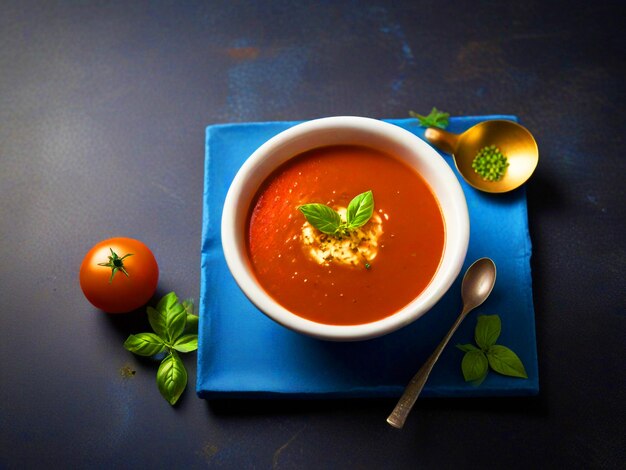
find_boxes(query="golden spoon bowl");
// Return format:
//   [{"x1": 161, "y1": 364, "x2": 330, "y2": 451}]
[{"x1": 425, "y1": 120, "x2": 538, "y2": 193}]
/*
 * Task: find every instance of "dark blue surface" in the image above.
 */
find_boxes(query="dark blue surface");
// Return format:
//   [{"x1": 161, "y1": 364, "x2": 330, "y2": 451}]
[
  {"x1": 1, "y1": 1, "x2": 624, "y2": 468},
  {"x1": 198, "y1": 116, "x2": 539, "y2": 398}
]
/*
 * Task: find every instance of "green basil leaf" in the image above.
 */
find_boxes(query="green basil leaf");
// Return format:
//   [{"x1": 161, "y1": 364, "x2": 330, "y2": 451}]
[
  {"x1": 182, "y1": 298, "x2": 198, "y2": 334},
  {"x1": 475, "y1": 315, "x2": 501, "y2": 350},
  {"x1": 182, "y1": 298, "x2": 194, "y2": 315},
  {"x1": 123, "y1": 333, "x2": 166, "y2": 357},
  {"x1": 487, "y1": 345, "x2": 528, "y2": 378},
  {"x1": 147, "y1": 306, "x2": 168, "y2": 340},
  {"x1": 346, "y1": 190, "x2": 374, "y2": 229},
  {"x1": 172, "y1": 334, "x2": 198, "y2": 353},
  {"x1": 409, "y1": 108, "x2": 450, "y2": 129},
  {"x1": 456, "y1": 343, "x2": 480, "y2": 353},
  {"x1": 156, "y1": 292, "x2": 178, "y2": 314},
  {"x1": 156, "y1": 351, "x2": 187, "y2": 405},
  {"x1": 461, "y1": 350, "x2": 489, "y2": 382},
  {"x1": 184, "y1": 314, "x2": 199, "y2": 334},
  {"x1": 298, "y1": 203, "x2": 342, "y2": 235},
  {"x1": 164, "y1": 302, "x2": 187, "y2": 343}
]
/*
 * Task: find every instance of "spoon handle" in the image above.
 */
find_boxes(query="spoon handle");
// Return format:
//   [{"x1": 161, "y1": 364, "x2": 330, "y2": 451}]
[
  {"x1": 386, "y1": 306, "x2": 472, "y2": 429},
  {"x1": 424, "y1": 127, "x2": 460, "y2": 155}
]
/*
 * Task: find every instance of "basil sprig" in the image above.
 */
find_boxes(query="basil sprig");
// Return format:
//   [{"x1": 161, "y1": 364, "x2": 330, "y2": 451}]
[
  {"x1": 456, "y1": 314, "x2": 528, "y2": 384},
  {"x1": 124, "y1": 292, "x2": 198, "y2": 405},
  {"x1": 298, "y1": 190, "x2": 374, "y2": 237},
  {"x1": 409, "y1": 107, "x2": 450, "y2": 129}
]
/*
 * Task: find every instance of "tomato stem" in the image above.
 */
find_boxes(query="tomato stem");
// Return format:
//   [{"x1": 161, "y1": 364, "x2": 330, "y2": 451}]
[{"x1": 98, "y1": 248, "x2": 133, "y2": 283}]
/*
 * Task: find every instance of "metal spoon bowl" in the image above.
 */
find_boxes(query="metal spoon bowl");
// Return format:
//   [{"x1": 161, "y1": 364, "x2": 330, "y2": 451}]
[
  {"x1": 425, "y1": 120, "x2": 538, "y2": 193},
  {"x1": 386, "y1": 258, "x2": 497, "y2": 429}
]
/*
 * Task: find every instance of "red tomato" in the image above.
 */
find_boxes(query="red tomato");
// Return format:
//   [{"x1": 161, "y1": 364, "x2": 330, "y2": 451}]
[{"x1": 80, "y1": 237, "x2": 159, "y2": 313}]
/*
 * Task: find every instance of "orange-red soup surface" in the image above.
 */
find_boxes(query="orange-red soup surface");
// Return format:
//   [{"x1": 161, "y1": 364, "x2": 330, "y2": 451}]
[{"x1": 246, "y1": 145, "x2": 445, "y2": 326}]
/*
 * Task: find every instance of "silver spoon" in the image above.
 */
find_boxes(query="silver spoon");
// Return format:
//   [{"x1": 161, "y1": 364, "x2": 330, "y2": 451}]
[{"x1": 386, "y1": 258, "x2": 497, "y2": 429}]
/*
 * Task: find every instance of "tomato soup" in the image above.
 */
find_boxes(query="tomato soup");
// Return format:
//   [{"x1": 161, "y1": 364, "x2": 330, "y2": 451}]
[{"x1": 246, "y1": 145, "x2": 445, "y2": 325}]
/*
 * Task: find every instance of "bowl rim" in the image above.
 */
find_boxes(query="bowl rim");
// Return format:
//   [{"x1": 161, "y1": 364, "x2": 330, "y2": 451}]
[{"x1": 221, "y1": 116, "x2": 469, "y2": 341}]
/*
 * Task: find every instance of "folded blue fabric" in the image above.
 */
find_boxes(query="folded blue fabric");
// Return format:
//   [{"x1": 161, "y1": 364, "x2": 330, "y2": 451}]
[{"x1": 197, "y1": 116, "x2": 539, "y2": 398}]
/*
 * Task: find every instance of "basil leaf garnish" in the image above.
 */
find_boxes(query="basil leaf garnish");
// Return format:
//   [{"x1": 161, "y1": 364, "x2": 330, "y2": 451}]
[
  {"x1": 475, "y1": 314, "x2": 501, "y2": 350},
  {"x1": 461, "y1": 350, "x2": 489, "y2": 382},
  {"x1": 147, "y1": 306, "x2": 168, "y2": 340},
  {"x1": 172, "y1": 334, "x2": 198, "y2": 353},
  {"x1": 346, "y1": 190, "x2": 374, "y2": 229},
  {"x1": 486, "y1": 345, "x2": 528, "y2": 378},
  {"x1": 184, "y1": 313, "x2": 198, "y2": 334},
  {"x1": 456, "y1": 314, "x2": 528, "y2": 385},
  {"x1": 182, "y1": 298, "x2": 194, "y2": 316},
  {"x1": 298, "y1": 190, "x2": 375, "y2": 238},
  {"x1": 456, "y1": 343, "x2": 480, "y2": 353},
  {"x1": 164, "y1": 302, "x2": 187, "y2": 343},
  {"x1": 124, "y1": 292, "x2": 199, "y2": 406},
  {"x1": 298, "y1": 203, "x2": 342, "y2": 235},
  {"x1": 156, "y1": 291, "x2": 178, "y2": 314},
  {"x1": 123, "y1": 333, "x2": 166, "y2": 357},
  {"x1": 156, "y1": 351, "x2": 188, "y2": 405},
  {"x1": 182, "y1": 298, "x2": 198, "y2": 334}
]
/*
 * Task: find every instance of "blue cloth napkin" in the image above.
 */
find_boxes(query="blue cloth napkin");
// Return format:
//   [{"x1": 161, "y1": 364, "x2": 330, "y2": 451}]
[{"x1": 197, "y1": 116, "x2": 539, "y2": 398}]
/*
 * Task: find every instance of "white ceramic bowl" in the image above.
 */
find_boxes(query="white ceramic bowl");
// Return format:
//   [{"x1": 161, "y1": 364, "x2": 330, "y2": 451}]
[{"x1": 221, "y1": 116, "x2": 469, "y2": 341}]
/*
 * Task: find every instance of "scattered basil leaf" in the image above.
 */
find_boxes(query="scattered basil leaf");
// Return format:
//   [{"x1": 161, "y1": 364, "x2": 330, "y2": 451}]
[
  {"x1": 164, "y1": 302, "x2": 187, "y2": 343},
  {"x1": 172, "y1": 334, "x2": 199, "y2": 353},
  {"x1": 184, "y1": 315, "x2": 198, "y2": 334},
  {"x1": 487, "y1": 345, "x2": 528, "y2": 379},
  {"x1": 157, "y1": 291, "x2": 178, "y2": 314},
  {"x1": 456, "y1": 314, "x2": 528, "y2": 385},
  {"x1": 124, "y1": 333, "x2": 166, "y2": 357},
  {"x1": 298, "y1": 203, "x2": 342, "y2": 235},
  {"x1": 456, "y1": 343, "x2": 480, "y2": 353},
  {"x1": 182, "y1": 298, "x2": 198, "y2": 334},
  {"x1": 124, "y1": 292, "x2": 199, "y2": 405},
  {"x1": 346, "y1": 190, "x2": 374, "y2": 229},
  {"x1": 461, "y1": 350, "x2": 489, "y2": 382},
  {"x1": 409, "y1": 107, "x2": 450, "y2": 129},
  {"x1": 182, "y1": 298, "x2": 194, "y2": 315},
  {"x1": 475, "y1": 314, "x2": 501, "y2": 350},
  {"x1": 147, "y1": 306, "x2": 168, "y2": 340},
  {"x1": 156, "y1": 351, "x2": 187, "y2": 405}
]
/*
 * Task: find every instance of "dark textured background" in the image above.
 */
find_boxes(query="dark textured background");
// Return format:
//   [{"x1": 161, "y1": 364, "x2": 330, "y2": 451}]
[{"x1": 1, "y1": 1, "x2": 624, "y2": 468}]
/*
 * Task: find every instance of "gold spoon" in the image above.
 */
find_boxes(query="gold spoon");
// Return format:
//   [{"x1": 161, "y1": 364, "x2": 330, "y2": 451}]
[
  {"x1": 387, "y1": 258, "x2": 497, "y2": 429},
  {"x1": 425, "y1": 120, "x2": 538, "y2": 193}
]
